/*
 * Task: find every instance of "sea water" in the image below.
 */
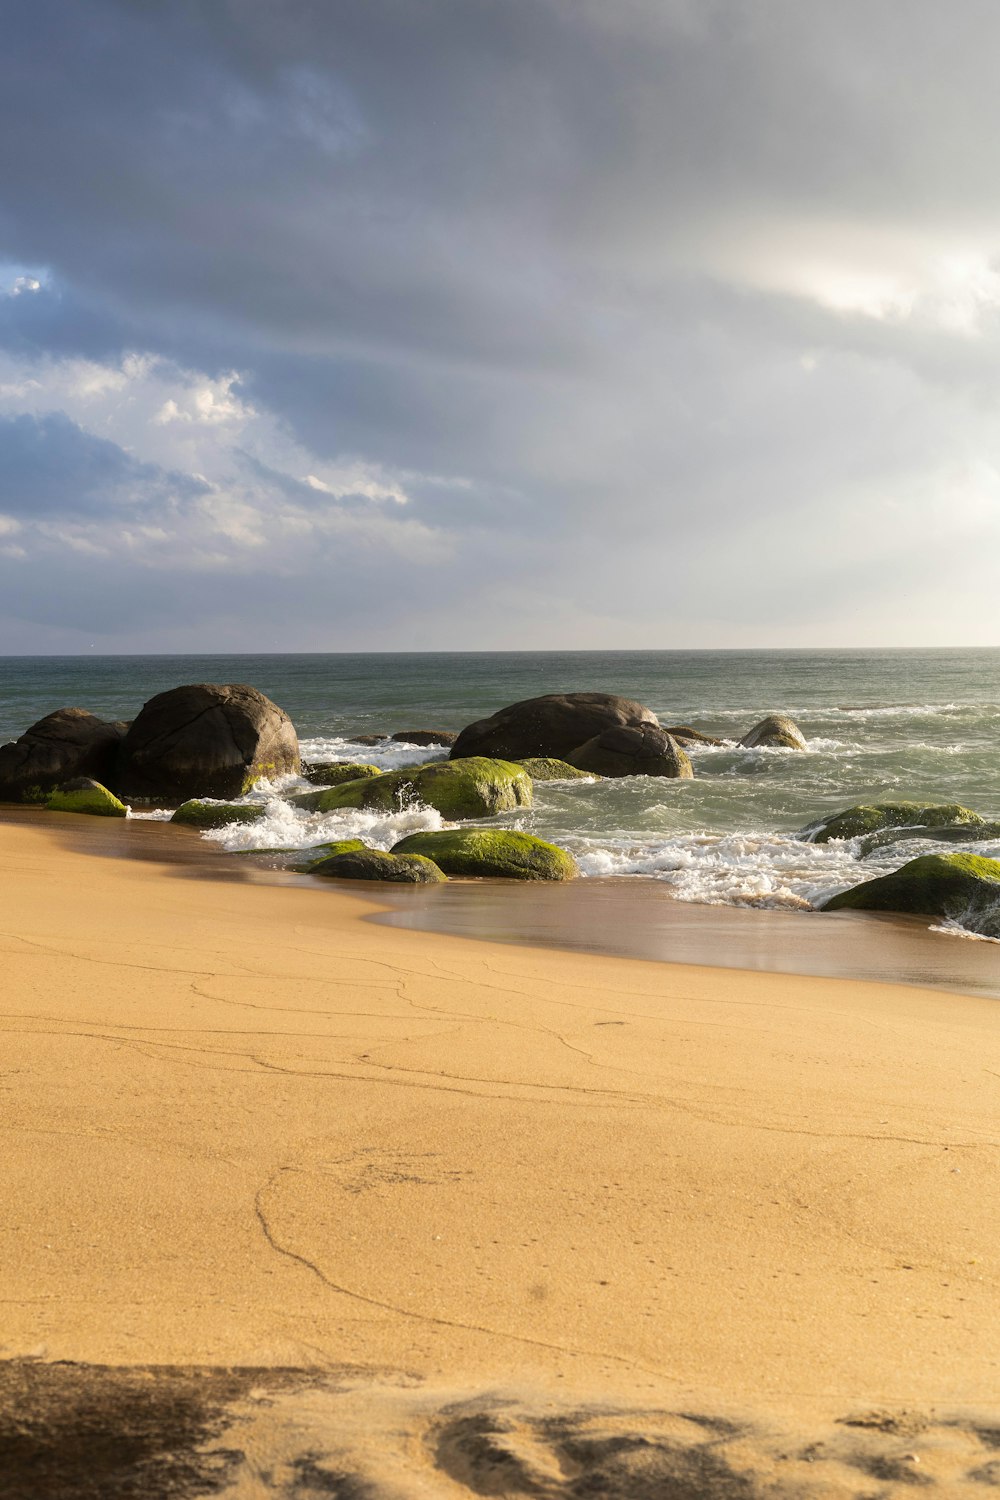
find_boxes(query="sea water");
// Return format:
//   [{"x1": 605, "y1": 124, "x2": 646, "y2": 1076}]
[{"x1": 3, "y1": 649, "x2": 1000, "y2": 927}]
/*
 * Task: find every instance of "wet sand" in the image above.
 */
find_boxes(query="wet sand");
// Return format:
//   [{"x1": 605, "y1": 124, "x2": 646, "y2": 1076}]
[{"x1": 3, "y1": 812, "x2": 1000, "y2": 1496}]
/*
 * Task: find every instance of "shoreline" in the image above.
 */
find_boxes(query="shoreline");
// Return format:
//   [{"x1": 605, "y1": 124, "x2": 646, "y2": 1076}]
[
  {"x1": 6, "y1": 803, "x2": 1000, "y2": 1003},
  {"x1": 4, "y1": 813, "x2": 1000, "y2": 1492}
]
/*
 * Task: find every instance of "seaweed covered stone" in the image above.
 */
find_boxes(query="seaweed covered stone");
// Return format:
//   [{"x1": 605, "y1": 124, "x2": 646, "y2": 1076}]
[
  {"x1": 822, "y1": 853, "x2": 1000, "y2": 936},
  {"x1": 805, "y1": 801, "x2": 985, "y2": 844},
  {"x1": 302, "y1": 761, "x2": 382, "y2": 787},
  {"x1": 567, "y1": 724, "x2": 693, "y2": 779},
  {"x1": 392, "y1": 829, "x2": 578, "y2": 880},
  {"x1": 307, "y1": 849, "x2": 447, "y2": 883},
  {"x1": 117, "y1": 683, "x2": 299, "y2": 805},
  {"x1": 292, "y1": 757, "x2": 532, "y2": 820},
  {"x1": 515, "y1": 757, "x2": 598, "y2": 781},
  {"x1": 0, "y1": 708, "x2": 126, "y2": 803},
  {"x1": 390, "y1": 730, "x2": 457, "y2": 746},
  {"x1": 450, "y1": 692, "x2": 660, "y2": 762},
  {"x1": 46, "y1": 778, "x2": 127, "y2": 817},
  {"x1": 738, "y1": 714, "x2": 808, "y2": 750},
  {"x1": 171, "y1": 800, "x2": 267, "y2": 829}
]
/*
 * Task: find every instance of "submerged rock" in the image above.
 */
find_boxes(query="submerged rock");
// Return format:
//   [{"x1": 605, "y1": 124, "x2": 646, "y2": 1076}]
[
  {"x1": 390, "y1": 729, "x2": 458, "y2": 746},
  {"x1": 567, "y1": 724, "x2": 693, "y2": 779},
  {"x1": 738, "y1": 715, "x2": 807, "y2": 750},
  {"x1": 822, "y1": 852, "x2": 1000, "y2": 935},
  {"x1": 171, "y1": 800, "x2": 267, "y2": 830},
  {"x1": 392, "y1": 829, "x2": 578, "y2": 880},
  {"x1": 308, "y1": 849, "x2": 447, "y2": 883},
  {"x1": 805, "y1": 801, "x2": 985, "y2": 844},
  {"x1": 302, "y1": 761, "x2": 382, "y2": 787},
  {"x1": 450, "y1": 692, "x2": 659, "y2": 762},
  {"x1": 0, "y1": 708, "x2": 126, "y2": 803},
  {"x1": 660, "y1": 724, "x2": 724, "y2": 746},
  {"x1": 515, "y1": 757, "x2": 598, "y2": 781},
  {"x1": 292, "y1": 757, "x2": 532, "y2": 821},
  {"x1": 46, "y1": 777, "x2": 127, "y2": 817},
  {"x1": 117, "y1": 683, "x2": 299, "y2": 805}
]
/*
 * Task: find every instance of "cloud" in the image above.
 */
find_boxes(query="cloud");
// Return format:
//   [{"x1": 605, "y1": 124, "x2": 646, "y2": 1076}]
[{"x1": 0, "y1": 1, "x2": 999, "y2": 647}]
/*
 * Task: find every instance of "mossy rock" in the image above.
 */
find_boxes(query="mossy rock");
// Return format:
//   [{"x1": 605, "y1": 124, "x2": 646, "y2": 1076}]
[
  {"x1": 516, "y1": 757, "x2": 598, "y2": 781},
  {"x1": 302, "y1": 761, "x2": 382, "y2": 787},
  {"x1": 392, "y1": 829, "x2": 578, "y2": 881},
  {"x1": 822, "y1": 853, "x2": 1000, "y2": 935},
  {"x1": 307, "y1": 849, "x2": 447, "y2": 883},
  {"x1": 46, "y1": 778, "x2": 127, "y2": 818},
  {"x1": 292, "y1": 757, "x2": 533, "y2": 820},
  {"x1": 738, "y1": 714, "x2": 807, "y2": 750},
  {"x1": 171, "y1": 800, "x2": 267, "y2": 829},
  {"x1": 806, "y1": 801, "x2": 985, "y2": 844},
  {"x1": 858, "y1": 821, "x2": 1000, "y2": 857}
]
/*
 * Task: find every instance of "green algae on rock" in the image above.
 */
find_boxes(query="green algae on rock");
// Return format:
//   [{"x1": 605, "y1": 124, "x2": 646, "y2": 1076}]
[
  {"x1": 805, "y1": 801, "x2": 985, "y2": 844},
  {"x1": 822, "y1": 852, "x2": 1000, "y2": 935},
  {"x1": 46, "y1": 778, "x2": 127, "y2": 817},
  {"x1": 292, "y1": 757, "x2": 532, "y2": 820},
  {"x1": 307, "y1": 849, "x2": 447, "y2": 883},
  {"x1": 302, "y1": 761, "x2": 382, "y2": 787},
  {"x1": 171, "y1": 800, "x2": 267, "y2": 829},
  {"x1": 738, "y1": 714, "x2": 808, "y2": 750},
  {"x1": 392, "y1": 828, "x2": 578, "y2": 880},
  {"x1": 515, "y1": 757, "x2": 598, "y2": 781}
]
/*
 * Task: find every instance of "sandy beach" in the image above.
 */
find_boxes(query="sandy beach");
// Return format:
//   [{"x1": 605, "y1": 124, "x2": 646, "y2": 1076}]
[{"x1": 4, "y1": 813, "x2": 1000, "y2": 1496}]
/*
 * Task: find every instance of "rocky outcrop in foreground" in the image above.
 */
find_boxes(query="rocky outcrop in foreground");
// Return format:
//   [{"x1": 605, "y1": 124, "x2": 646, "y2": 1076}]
[
  {"x1": 0, "y1": 708, "x2": 126, "y2": 802},
  {"x1": 393, "y1": 828, "x2": 578, "y2": 880},
  {"x1": 116, "y1": 683, "x2": 299, "y2": 804}
]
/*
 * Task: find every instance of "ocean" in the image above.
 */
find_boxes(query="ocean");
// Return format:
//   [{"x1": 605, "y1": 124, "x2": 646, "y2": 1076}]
[{"x1": 3, "y1": 648, "x2": 1000, "y2": 930}]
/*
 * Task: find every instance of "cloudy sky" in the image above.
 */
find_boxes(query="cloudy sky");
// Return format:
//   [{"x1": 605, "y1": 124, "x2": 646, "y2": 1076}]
[{"x1": 1, "y1": 0, "x2": 998, "y2": 651}]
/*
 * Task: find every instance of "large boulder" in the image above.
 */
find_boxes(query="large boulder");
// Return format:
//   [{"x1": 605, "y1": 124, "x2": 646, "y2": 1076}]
[
  {"x1": 450, "y1": 692, "x2": 659, "y2": 762},
  {"x1": 567, "y1": 724, "x2": 693, "y2": 780},
  {"x1": 116, "y1": 684, "x2": 299, "y2": 804},
  {"x1": 292, "y1": 757, "x2": 532, "y2": 820},
  {"x1": 0, "y1": 708, "x2": 126, "y2": 803},
  {"x1": 308, "y1": 849, "x2": 447, "y2": 883},
  {"x1": 822, "y1": 853, "x2": 1000, "y2": 936},
  {"x1": 46, "y1": 778, "x2": 127, "y2": 818},
  {"x1": 738, "y1": 715, "x2": 808, "y2": 750},
  {"x1": 392, "y1": 829, "x2": 578, "y2": 881},
  {"x1": 804, "y1": 801, "x2": 986, "y2": 844}
]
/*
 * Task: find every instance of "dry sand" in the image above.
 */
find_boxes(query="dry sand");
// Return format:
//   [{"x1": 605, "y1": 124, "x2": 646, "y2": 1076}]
[{"x1": 2, "y1": 814, "x2": 1000, "y2": 1496}]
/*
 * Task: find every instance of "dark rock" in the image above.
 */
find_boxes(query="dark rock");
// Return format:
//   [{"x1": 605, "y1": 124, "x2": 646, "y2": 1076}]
[
  {"x1": 116, "y1": 684, "x2": 299, "y2": 805},
  {"x1": 308, "y1": 849, "x2": 447, "y2": 883},
  {"x1": 661, "y1": 724, "x2": 724, "y2": 746},
  {"x1": 353, "y1": 734, "x2": 387, "y2": 746},
  {"x1": 0, "y1": 708, "x2": 126, "y2": 803},
  {"x1": 805, "y1": 801, "x2": 985, "y2": 844},
  {"x1": 393, "y1": 828, "x2": 578, "y2": 880},
  {"x1": 738, "y1": 714, "x2": 808, "y2": 750},
  {"x1": 390, "y1": 729, "x2": 458, "y2": 746},
  {"x1": 822, "y1": 853, "x2": 1000, "y2": 936},
  {"x1": 567, "y1": 724, "x2": 694, "y2": 779},
  {"x1": 451, "y1": 692, "x2": 659, "y2": 762}
]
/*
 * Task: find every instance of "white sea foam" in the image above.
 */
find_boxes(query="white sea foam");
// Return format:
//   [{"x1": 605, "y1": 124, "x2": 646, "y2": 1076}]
[
  {"x1": 204, "y1": 796, "x2": 447, "y2": 854},
  {"x1": 300, "y1": 735, "x2": 449, "y2": 771}
]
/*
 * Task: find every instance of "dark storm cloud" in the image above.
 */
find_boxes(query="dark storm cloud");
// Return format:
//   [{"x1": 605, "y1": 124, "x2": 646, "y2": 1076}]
[{"x1": 1, "y1": 0, "x2": 999, "y2": 647}]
